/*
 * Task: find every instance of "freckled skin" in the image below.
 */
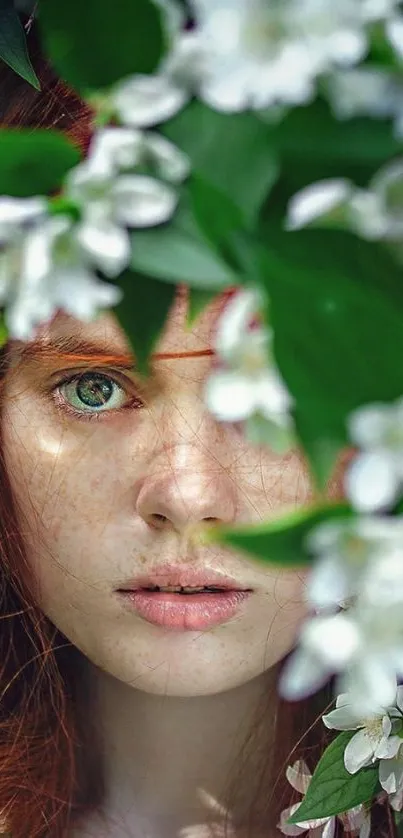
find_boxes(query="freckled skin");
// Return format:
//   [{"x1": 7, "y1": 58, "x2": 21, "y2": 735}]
[{"x1": 2, "y1": 295, "x2": 313, "y2": 698}]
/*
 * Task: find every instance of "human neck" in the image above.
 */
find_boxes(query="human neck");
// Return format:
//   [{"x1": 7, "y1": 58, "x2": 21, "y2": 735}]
[{"x1": 76, "y1": 661, "x2": 276, "y2": 838}]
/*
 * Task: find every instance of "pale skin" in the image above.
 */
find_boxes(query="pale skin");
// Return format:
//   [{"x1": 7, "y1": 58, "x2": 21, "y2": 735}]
[{"x1": 2, "y1": 292, "x2": 314, "y2": 837}]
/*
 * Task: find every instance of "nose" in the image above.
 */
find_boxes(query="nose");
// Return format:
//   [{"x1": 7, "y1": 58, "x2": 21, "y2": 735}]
[{"x1": 135, "y1": 420, "x2": 238, "y2": 533}]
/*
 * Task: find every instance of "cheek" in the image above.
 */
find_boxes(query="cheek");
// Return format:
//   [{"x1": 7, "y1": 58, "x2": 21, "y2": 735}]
[{"x1": 1, "y1": 402, "x2": 123, "y2": 585}]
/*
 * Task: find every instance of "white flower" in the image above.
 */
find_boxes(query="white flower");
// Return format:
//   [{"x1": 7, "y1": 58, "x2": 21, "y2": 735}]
[
  {"x1": 204, "y1": 288, "x2": 294, "y2": 450},
  {"x1": 0, "y1": 196, "x2": 47, "y2": 244},
  {"x1": 0, "y1": 215, "x2": 122, "y2": 341},
  {"x1": 326, "y1": 68, "x2": 403, "y2": 136},
  {"x1": 304, "y1": 516, "x2": 403, "y2": 610},
  {"x1": 286, "y1": 179, "x2": 353, "y2": 231},
  {"x1": 177, "y1": 0, "x2": 317, "y2": 112},
  {"x1": 345, "y1": 398, "x2": 403, "y2": 512},
  {"x1": 111, "y1": 73, "x2": 189, "y2": 128},
  {"x1": 286, "y1": 159, "x2": 403, "y2": 241},
  {"x1": 280, "y1": 599, "x2": 403, "y2": 714},
  {"x1": 279, "y1": 759, "x2": 370, "y2": 837},
  {"x1": 89, "y1": 127, "x2": 190, "y2": 184},
  {"x1": 169, "y1": 0, "x2": 392, "y2": 114},
  {"x1": 65, "y1": 158, "x2": 177, "y2": 278},
  {"x1": 323, "y1": 690, "x2": 403, "y2": 774},
  {"x1": 279, "y1": 612, "x2": 362, "y2": 700}
]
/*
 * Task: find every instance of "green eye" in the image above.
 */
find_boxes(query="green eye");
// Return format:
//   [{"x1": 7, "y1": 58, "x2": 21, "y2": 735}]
[{"x1": 61, "y1": 372, "x2": 128, "y2": 413}]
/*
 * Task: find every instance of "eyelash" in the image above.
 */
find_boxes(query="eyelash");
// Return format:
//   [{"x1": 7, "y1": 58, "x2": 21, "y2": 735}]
[{"x1": 48, "y1": 370, "x2": 144, "y2": 423}]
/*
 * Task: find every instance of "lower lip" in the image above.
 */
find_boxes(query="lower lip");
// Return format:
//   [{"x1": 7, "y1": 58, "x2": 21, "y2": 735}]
[{"x1": 117, "y1": 590, "x2": 251, "y2": 631}]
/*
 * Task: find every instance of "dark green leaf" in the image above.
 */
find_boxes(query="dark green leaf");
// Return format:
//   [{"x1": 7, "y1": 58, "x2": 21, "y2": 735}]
[
  {"x1": 187, "y1": 288, "x2": 217, "y2": 326},
  {"x1": 131, "y1": 203, "x2": 239, "y2": 289},
  {"x1": 0, "y1": 130, "x2": 80, "y2": 196},
  {"x1": 164, "y1": 102, "x2": 279, "y2": 227},
  {"x1": 209, "y1": 503, "x2": 353, "y2": 567},
  {"x1": 258, "y1": 224, "x2": 403, "y2": 487},
  {"x1": 189, "y1": 175, "x2": 246, "y2": 268},
  {"x1": 38, "y1": 0, "x2": 165, "y2": 91},
  {"x1": 0, "y1": 0, "x2": 40, "y2": 88},
  {"x1": 289, "y1": 731, "x2": 380, "y2": 822},
  {"x1": 114, "y1": 270, "x2": 176, "y2": 374},
  {"x1": 269, "y1": 97, "x2": 403, "y2": 168}
]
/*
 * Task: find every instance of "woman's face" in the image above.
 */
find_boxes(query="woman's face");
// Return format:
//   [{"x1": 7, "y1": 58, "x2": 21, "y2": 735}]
[{"x1": 2, "y1": 292, "x2": 313, "y2": 697}]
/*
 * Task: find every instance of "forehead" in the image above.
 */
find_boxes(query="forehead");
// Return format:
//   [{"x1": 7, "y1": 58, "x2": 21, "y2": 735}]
[{"x1": 36, "y1": 287, "x2": 225, "y2": 358}]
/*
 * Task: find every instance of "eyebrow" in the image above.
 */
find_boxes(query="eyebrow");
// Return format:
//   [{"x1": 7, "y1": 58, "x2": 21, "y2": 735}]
[{"x1": 15, "y1": 334, "x2": 214, "y2": 367}]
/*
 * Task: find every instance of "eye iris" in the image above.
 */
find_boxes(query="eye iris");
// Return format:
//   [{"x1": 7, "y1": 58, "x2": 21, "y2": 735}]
[{"x1": 75, "y1": 373, "x2": 114, "y2": 408}]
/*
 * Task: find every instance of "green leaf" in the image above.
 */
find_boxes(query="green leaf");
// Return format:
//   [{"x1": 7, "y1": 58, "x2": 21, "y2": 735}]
[
  {"x1": 131, "y1": 203, "x2": 239, "y2": 289},
  {"x1": 288, "y1": 731, "x2": 380, "y2": 823},
  {"x1": 0, "y1": 0, "x2": 40, "y2": 88},
  {"x1": 258, "y1": 224, "x2": 403, "y2": 488},
  {"x1": 164, "y1": 102, "x2": 279, "y2": 227},
  {"x1": 0, "y1": 130, "x2": 80, "y2": 196},
  {"x1": 187, "y1": 288, "x2": 217, "y2": 326},
  {"x1": 38, "y1": 0, "x2": 165, "y2": 91},
  {"x1": 189, "y1": 175, "x2": 247, "y2": 267},
  {"x1": 208, "y1": 502, "x2": 353, "y2": 567},
  {"x1": 114, "y1": 270, "x2": 176, "y2": 374},
  {"x1": 269, "y1": 97, "x2": 403, "y2": 169}
]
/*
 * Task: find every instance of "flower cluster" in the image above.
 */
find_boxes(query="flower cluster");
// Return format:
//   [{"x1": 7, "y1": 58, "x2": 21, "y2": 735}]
[
  {"x1": 279, "y1": 758, "x2": 370, "y2": 837},
  {"x1": 0, "y1": 120, "x2": 188, "y2": 340},
  {"x1": 117, "y1": 0, "x2": 403, "y2": 117},
  {"x1": 323, "y1": 690, "x2": 403, "y2": 808}
]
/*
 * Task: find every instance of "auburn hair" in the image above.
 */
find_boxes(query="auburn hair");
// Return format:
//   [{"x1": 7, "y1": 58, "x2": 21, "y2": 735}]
[{"x1": 0, "y1": 18, "x2": 396, "y2": 838}]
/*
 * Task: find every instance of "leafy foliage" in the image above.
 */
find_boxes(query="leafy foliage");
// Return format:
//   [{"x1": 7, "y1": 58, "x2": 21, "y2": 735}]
[
  {"x1": 0, "y1": 0, "x2": 39, "y2": 88},
  {"x1": 115, "y1": 270, "x2": 176, "y2": 375},
  {"x1": 38, "y1": 0, "x2": 165, "y2": 91},
  {"x1": 209, "y1": 503, "x2": 353, "y2": 567},
  {"x1": 288, "y1": 731, "x2": 380, "y2": 822},
  {"x1": 0, "y1": 130, "x2": 80, "y2": 196}
]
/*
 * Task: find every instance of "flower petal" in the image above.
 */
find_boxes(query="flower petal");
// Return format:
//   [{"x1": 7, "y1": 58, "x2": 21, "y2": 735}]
[
  {"x1": 344, "y1": 729, "x2": 375, "y2": 774},
  {"x1": 144, "y1": 132, "x2": 191, "y2": 183},
  {"x1": 113, "y1": 73, "x2": 188, "y2": 128},
  {"x1": 205, "y1": 370, "x2": 257, "y2": 421},
  {"x1": 347, "y1": 402, "x2": 396, "y2": 448},
  {"x1": 286, "y1": 179, "x2": 353, "y2": 231},
  {"x1": 322, "y1": 701, "x2": 362, "y2": 731},
  {"x1": 375, "y1": 733, "x2": 401, "y2": 760},
  {"x1": 345, "y1": 450, "x2": 400, "y2": 512},
  {"x1": 301, "y1": 614, "x2": 361, "y2": 669},
  {"x1": 255, "y1": 369, "x2": 293, "y2": 419},
  {"x1": 214, "y1": 288, "x2": 262, "y2": 358},
  {"x1": 89, "y1": 126, "x2": 144, "y2": 172},
  {"x1": 379, "y1": 754, "x2": 403, "y2": 794},
  {"x1": 53, "y1": 268, "x2": 122, "y2": 320},
  {"x1": 307, "y1": 554, "x2": 350, "y2": 611},
  {"x1": 75, "y1": 216, "x2": 131, "y2": 278},
  {"x1": 278, "y1": 803, "x2": 307, "y2": 836},
  {"x1": 279, "y1": 647, "x2": 331, "y2": 701},
  {"x1": 321, "y1": 819, "x2": 336, "y2": 838},
  {"x1": 285, "y1": 760, "x2": 312, "y2": 795},
  {"x1": 0, "y1": 196, "x2": 47, "y2": 243},
  {"x1": 112, "y1": 175, "x2": 177, "y2": 227}
]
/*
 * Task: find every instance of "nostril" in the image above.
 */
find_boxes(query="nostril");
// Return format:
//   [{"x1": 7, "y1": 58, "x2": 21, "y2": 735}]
[{"x1": 147, "y1": 513, "x2": 169, "y2": 529}]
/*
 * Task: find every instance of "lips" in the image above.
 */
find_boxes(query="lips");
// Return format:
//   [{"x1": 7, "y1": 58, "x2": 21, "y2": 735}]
[
  {"x1": 117, "y1": 564, "x2": 251, "y2": 594},
  {"x1": 115, "y1": 564, "x2": 253, "y2": 631}
]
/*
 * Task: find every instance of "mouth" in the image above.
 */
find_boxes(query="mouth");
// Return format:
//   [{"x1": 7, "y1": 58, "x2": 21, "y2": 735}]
[{"x1": 116, "y1": 567, "x2": 253, "y2": 631}]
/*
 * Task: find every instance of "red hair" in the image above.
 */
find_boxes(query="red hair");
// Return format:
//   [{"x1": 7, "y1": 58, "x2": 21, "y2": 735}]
[{"x1": 0, "y1": 19, "x2": 395, "y2": 838}]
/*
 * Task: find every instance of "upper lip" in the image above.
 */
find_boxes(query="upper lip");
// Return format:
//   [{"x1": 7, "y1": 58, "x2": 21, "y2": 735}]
[{"x1": 117, "y1": 563, "x2": 252, "y2": 592}]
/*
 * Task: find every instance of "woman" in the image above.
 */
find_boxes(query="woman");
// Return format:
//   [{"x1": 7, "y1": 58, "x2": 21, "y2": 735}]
[{"x1": 0, "y1": 22, "x2": 394, "y2": 838}]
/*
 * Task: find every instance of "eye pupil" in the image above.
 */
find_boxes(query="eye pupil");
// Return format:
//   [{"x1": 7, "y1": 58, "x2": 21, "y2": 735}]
[{"x1": 76, "y1": 373, "x2": 114, "y2": 408}]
